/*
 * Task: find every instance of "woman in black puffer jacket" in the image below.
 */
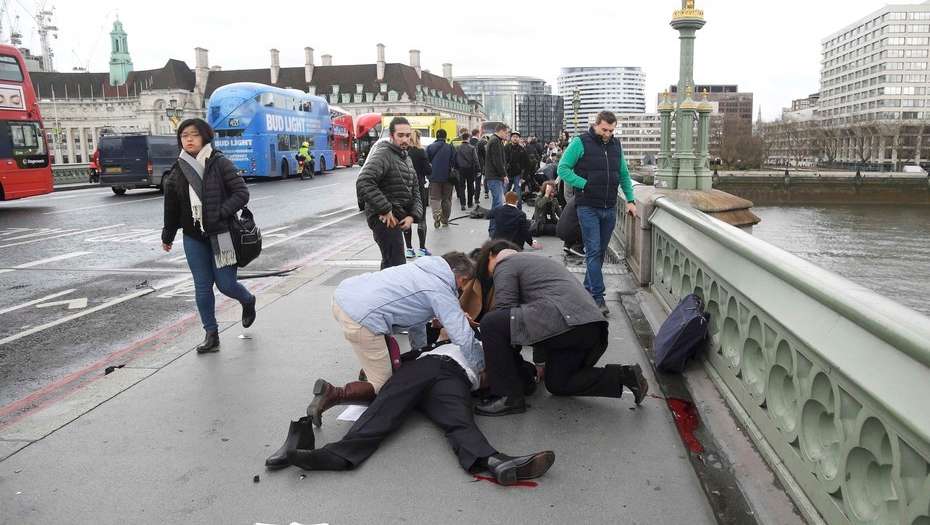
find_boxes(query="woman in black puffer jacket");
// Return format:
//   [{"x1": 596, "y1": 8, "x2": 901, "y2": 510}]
[{"x1": 161, "y1": 118, "x2": 256, "y2": 353}]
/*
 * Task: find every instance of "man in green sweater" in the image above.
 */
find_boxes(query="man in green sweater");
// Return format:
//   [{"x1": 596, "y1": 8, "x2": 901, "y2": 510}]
[{"x1": 557, "y1": 111, "x2": 636, "y2": 316}]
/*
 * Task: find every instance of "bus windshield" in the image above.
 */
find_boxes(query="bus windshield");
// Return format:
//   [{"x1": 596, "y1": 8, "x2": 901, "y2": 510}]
[{"x1": 0, "y1": 121, "x2": 46, "y2": 158}]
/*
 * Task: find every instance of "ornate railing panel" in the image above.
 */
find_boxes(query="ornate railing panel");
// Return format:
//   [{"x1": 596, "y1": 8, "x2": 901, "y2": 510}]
[{"x1": 648, "y1": 197, "x2": 930, "y2": 525}]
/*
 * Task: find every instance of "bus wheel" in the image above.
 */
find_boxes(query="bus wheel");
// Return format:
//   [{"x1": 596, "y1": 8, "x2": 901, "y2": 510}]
[
  {"x1": 112, "y1": 187, "x2": 127, "y2": 196},
  {"x1": 281, "y1": 160, "x2": 289, "y2": 179}
]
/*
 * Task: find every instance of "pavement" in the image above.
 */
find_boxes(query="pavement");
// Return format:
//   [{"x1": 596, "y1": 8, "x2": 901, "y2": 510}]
[{"x1": 0, "y1": 206, "x2": 717, "y2": 524}]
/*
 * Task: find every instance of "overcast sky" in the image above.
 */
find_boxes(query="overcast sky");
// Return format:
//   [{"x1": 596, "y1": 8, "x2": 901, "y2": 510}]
[{"x1": 4, "y1": 0, "x2": 915, "y2": 120}]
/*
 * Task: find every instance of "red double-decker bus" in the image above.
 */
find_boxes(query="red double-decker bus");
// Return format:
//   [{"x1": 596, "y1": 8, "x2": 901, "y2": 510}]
[
  {"x1": 355, "y1": 113, "x2": 381, "y2": 165},
  {"x1": 330, "y1": 106, "x2": 356, "y2": 168},
  {"x1": 0, "y1": 45, "x2": 51, "y2": 200}
]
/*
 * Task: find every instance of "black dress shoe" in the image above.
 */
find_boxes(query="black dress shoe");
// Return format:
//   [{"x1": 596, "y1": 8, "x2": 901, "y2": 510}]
[
  {"x1": 475, "y1": 396, "x2": 526, "y2": 417},
  {"x1": 620, "y1": 364, "x2": 649, "y2": 405},
  {"x1": 486, "y1": 451, "x2": 555, "y2": 486},
  {"x1": 196, "y1": 331, "x2": 220, "y2": 353},
  {"x1": 265, "y1": 416, "x2": 314, "y2": 469},
  {"x1": 242, "y1": 296, "x2": 257, "y2": 328}
]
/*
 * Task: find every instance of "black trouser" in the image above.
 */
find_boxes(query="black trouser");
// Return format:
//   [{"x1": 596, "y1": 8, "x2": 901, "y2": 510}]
[
  {"x1": 474, "y1": 171, "x2": 483, "y2": 203},
  {"x1": 481, "y1": 310, "x2": 621, "y2": 401},
  {"x1": 456, "y1": 167, "x2": 477, "y2": 207},
  {"x1": 403, "y1": 184, "x2": 429, "y2": 250},
  {"x1": 302, "y1": 355, "x2": 498, "y2": 471},
  {"x1": 369, "y1": 215, "x2": 406, "y2": 270},
  {"x1": 480, "y1": 309, "x2": 545, "y2": 400}
]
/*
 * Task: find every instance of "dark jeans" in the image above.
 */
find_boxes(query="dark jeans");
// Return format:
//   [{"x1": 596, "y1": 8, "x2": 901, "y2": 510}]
[
  {"x1": 368, "y1": 215, "x2": 406, "y2": 270},
  {"x1": 577, "y1": 205, "x2": 617, "y2": 302},
  {"x1": 183, "y1": 234, "x2": 254, "y2": 332},
  {"x1": 299, "y1": 355, "x2": 498, "y2": 471},
  {"x1": 481, "y1": 309, "x2": 620, "y2": 401},
  {"x1": 474, "y1": 172, "x2": 483, "y2": 203},
  {"x1": 456, "y1": 168, "x2": 477, "y2": 207}
]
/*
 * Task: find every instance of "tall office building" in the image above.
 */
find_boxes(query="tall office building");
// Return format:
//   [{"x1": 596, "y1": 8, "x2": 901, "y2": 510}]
[
  {"x1": 557, "y1": 67, "x2": 646, "y2": 135},
  {"x1": 818, "y1": 2, "x2": 930, "y2": 167},
  {"x1": 456, "y1": 75, "x2": 563, "y2": 140}
]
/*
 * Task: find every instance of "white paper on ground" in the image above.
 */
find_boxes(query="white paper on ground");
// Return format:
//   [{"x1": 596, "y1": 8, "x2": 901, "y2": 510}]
[{"x1": 337, "y1": 405, "x2": 368, "y2": 421}]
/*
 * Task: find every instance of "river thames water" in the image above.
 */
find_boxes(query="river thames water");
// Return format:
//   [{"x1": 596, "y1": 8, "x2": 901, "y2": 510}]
[{"x1": 751, "y1": 205, "x2": 930, "y2": 317}]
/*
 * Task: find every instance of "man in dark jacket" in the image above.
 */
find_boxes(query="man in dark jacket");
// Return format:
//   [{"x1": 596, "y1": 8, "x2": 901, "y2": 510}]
[
  {"x1": 505, "y1": 132, "x2": 530, "y2": 209},
  {"x1": 484, "y1": 123, "x2": 510, "y2": 210},
  {"x1": 487, "y1": 191, "x2": 540, "y2": 250},
  {"x1": 356, "y1": 117, "x2": 422, "y2": 269},
  {"x1": 558, "y1": 111, "x2": 636, "y2": 315},
  {"x1": 474, "y1": 248, "x2": 649, "y2": 416},
  {"x1": 454, "y1": 132, "x2": 480, "y2": 210},
  {"x1": 426, "y1": 129, "x2": 457, "y2": 228},
  {"x1": 474, "y1": 131, "x2": 489, "y2": 200},
  {"x1": 557, "y1": 196, "x2": 584, "y2": 257}
]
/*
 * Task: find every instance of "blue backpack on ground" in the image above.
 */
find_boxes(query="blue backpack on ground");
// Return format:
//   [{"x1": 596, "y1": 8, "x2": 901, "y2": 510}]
[{"x1": 655, "y1": 294, "x2": 710, "y2": 373}]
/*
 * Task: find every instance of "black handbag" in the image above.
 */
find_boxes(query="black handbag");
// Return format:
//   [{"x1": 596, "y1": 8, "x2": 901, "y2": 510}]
[{"x1": 228, "y1": 206, "x2": 262, "y2": 268}]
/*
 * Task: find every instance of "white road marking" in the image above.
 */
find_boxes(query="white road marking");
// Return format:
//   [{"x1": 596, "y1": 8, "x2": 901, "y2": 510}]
[
  {"x1": 317, "y1": 206, "x2": 358, "y2": 218},
  {"x1": 0, "y1": 289, "x2": 77, "y2": 315},
  {"x1": 261, "y1": 211, "x2": 362, "y2": 249},
  {"x1": 36, "y1": 297, "x2": 88, "y2": 310},
  {"x1": 0, "y1": 228, "x2": 31, "y2": 237},
  {"x1": 1, "y1": 228, "x2": 73, "y2": 241},
  {"x1": 0, "y1": 224, "x2": 124, "y2": 249},
  {"x1": 0, "y1": 275, "x2": 190, "y2": 347},
  {"x1": 43, "y1": 196, "x2": 162, "y2": 215},
  {"x1": 299, "y1": 183, "x2": 340, "y2": 192},
  {"x1": 0, "y1": 251, "x2": 92, "y2": 274},
  {"x1": 250, "y1": 196, "x2": 272, "y2": 202}
]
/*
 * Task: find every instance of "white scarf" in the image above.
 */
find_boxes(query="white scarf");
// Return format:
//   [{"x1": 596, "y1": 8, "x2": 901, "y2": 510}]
[{"x1": 188, "y1": 143, "x2": 213, "y2": 230}]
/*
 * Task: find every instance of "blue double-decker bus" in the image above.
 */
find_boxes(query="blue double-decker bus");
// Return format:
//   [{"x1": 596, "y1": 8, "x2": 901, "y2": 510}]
[{"x1": 208, "y1": 82, "x2": 334, "y2": 178}]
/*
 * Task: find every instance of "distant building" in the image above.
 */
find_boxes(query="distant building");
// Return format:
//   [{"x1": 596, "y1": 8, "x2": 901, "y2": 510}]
[
  {"x1": 28, "y1": 25, "x2": 483, "y2": 165},
  {"x1": 558, "y1": 67, "x2": 646, "y2": 135},
  {"x1": 615, "y1": 113, "x2": 662, "y2": 166},
  {"x1": 818, "y1": 1, "x2": 930, "y2": 168},
  {"x1": 456, "y1": 75, "x2": 563, "y2": 141}
]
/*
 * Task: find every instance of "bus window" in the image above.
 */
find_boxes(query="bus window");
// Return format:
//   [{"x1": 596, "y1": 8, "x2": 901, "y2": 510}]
[
  {"x1": 217, "y1": 129, "x2": 243, "y2": 137},
  {"x1": 289, "y1": 135, "x2": 300, "y2": 151},
  {"x1": 261, "y1": 93, "x2": 274, "y2": 107},
  {"x1": 277, "y1": 134, "x2": 289, "y2": 151},
  {"x1": 10, "y1": 122, "x2": 45, "y2": 156},
  {"x1": 0, "y1": 55, "x2": 24, "y2": 82}
]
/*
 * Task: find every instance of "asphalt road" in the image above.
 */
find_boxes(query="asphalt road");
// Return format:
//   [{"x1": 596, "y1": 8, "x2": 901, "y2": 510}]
[{"x1": 0, "y1": 167, "x2": 366, "y2": 410}]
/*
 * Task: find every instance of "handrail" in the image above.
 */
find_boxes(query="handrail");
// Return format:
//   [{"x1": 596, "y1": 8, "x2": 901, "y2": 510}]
[{"x1": 653, "y1": 195, "x2": 930, "y2": 368}]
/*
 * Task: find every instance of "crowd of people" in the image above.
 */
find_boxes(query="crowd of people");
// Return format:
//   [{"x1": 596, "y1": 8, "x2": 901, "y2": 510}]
[{"x1": 161, "y1": 111, "x2": 643, "y2": 486}]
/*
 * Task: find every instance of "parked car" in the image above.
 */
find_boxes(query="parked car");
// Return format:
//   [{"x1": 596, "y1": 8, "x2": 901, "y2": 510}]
[{"x1": 98, "y1": 134, "x2": 179, "y2": 195}]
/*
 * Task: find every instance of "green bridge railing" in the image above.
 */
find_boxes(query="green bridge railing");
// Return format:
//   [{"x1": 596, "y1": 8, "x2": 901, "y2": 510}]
[{"x1": 616, "y1": 190, "x2": 930, "y2": 525}]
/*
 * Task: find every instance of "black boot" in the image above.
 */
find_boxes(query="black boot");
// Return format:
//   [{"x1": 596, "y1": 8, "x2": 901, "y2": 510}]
[
  {"x1": 196, "y1": 331, "x2": 220, "y2": 353},
  {"x1": 486, "y1": 451, "x2": 555, "y2": 486},
  {"x1": 618, "y1": 364, "x2": 649, "y2": 405},
  {"x1": 242, "y1": 296, "x2": 257, "y2": 328},
  {"x1": 265, "y1": 416, "x2": 313, "y2": 469}
]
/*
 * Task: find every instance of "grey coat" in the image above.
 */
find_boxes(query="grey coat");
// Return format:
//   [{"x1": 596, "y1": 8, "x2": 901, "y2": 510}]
[
  {"x1": 356, "y1": 140, "x2": 423, "y2": 221},
  {"x1": 492, "y1": 253, "x2": 607, "y2": 347}
]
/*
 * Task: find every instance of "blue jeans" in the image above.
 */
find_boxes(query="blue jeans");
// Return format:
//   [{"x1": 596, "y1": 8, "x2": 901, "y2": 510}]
[
  {"x1": 487, "y1": 179, "x2": 505, "y2": 210},
  {"x1": 507, "y1": 175, "x2": 523, "y2": 209},
  {"x1": 576, "y1": 206, "x2": 617, "y2": 302},
  {"x1": 183, "y1": 234, "x2": 254, "y2": 332}
]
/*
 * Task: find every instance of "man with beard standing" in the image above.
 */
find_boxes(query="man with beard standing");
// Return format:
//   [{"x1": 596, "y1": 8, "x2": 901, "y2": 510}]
[{"x1": 356, "y1": 117, "x2": 422, "y2": 269}]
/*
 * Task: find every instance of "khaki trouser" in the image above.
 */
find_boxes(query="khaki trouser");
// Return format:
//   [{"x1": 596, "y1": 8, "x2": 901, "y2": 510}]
[{"x1": 332, "y1": 300, "x2": 392, "y2": 392}]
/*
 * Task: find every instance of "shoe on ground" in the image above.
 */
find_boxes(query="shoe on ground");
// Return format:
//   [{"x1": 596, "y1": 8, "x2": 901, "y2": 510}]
[
  {"x1": 405, "y1": 248, "x2": 416, "y2": 259},
  {"x1": 622, "y1": 364, "x2": 649, "y2": 405},
  {"x1": 475, "y1": 396, "x2": 527, "y2": 417},
  {"x1": 595, "y1": 299, "x2": 610, "y2": 317},
  {"x1": 461, "y1": 205, "x2": 467, "y2": 211},
  {"x1": 434, "y1": 219, "x2": 441, "y2": 229},
  {"x1": 242, "y1": 296, "x2": 257, "y2": 328},
  {"x1": 486, "y1": 451, "x2": 555, "y2": 486},
  {"x1": 417, "y1": 248, "x2": 432, "y2": 257},
  {"x1": 196, "y1": 331, "x2": 220, "y2": 353},
  {"x1": 265, "y1": 416, "x2": 314, "y2": 469},
  {"x1": 568, "y1": 245, "x2": 585, "y2": 257}
]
